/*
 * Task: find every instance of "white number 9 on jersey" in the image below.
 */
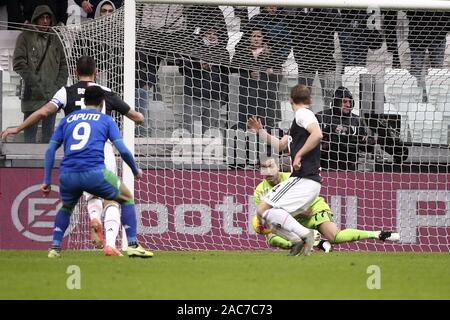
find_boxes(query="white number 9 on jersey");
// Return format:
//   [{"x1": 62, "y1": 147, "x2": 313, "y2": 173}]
[{"x1": 70, "y1": 122, "x2": 91, "y2": 151}]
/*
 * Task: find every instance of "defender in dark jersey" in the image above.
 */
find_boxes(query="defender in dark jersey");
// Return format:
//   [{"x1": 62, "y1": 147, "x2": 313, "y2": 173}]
[
  {"x1": 2, "y1": 56, "x2": 144, "y2": 256},
  {"x1": 2, "y1": 56, "x2": 143, "y2": 138},
  {"x1": 44, "y1": 86, "x2": 153, "y2": 258},
  {"x1": 247, "y1": 85, "x2": 323, "y2": 256}
]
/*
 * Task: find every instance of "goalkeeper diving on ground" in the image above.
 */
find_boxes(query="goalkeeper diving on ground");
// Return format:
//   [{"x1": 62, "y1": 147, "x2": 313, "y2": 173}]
[{"x1": 252, "y1": 157, "x2": 400, "y2": 254}]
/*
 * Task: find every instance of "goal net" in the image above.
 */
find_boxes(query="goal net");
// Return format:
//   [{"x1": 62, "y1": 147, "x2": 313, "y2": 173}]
[{"x1": 55, "y1": 1, "x2": 450, "y2": 252}]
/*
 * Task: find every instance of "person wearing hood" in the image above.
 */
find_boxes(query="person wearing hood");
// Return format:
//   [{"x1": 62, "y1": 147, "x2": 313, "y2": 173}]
[
  {"x1": 177, "y1": 23, "x2": 230, "y2": 134},
  {"x1": 315, "y1": 86, "x2": 371, "y2": 171},
  {"x1": 93, "y1": 0, "x2": 115, "y2": 19},
  {"x1": 13, "y1": 5, "x2": 68, "y2": 143},
  {"x1": 75, "y1": 0, "x2": 122, "y2": 19},
  {"x1": 20, "y1": 1, "x2": 68, "y2": 25}
]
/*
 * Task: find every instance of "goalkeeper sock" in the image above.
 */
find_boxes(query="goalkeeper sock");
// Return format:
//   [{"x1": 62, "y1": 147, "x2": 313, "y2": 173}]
[
  {"x1": 268, "y1": 235, "x2": 293, "y2": 249},
  {"x1": 333, "y1": 229, "x2": 377, "y2": 243},
  {"x1": 87, "y1": 198, "x2": 103, "y2": 222},
  {"x1": 121, "y1": 203, "x2": 137, "y2": 244},
  {"x1": 52, "y1": 208, "x2": 71, "y2": 248},
  {"x1": 104, "y1": 204, "x2": 121, "y2": 248},
  {"x1": 263, "y1": 208, "x2": 310, "y2": 238}
]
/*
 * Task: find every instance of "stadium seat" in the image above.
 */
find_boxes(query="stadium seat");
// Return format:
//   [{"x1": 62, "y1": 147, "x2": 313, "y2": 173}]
[
  {"x1": 384, "y1": 68, "x2": 422, "y2": 116},
  {"x1": 425, "y1": 68, "x2": 450, "y2": 107},
  {"x1": 383, "y1": 102, "x2": 411, "y2": 142},
  {"x1": 407, "y1": 103, "x2": 447, "y2": 144},
  {"x1": 147, "y1": 101, "x2": 175, "y2": 138}
]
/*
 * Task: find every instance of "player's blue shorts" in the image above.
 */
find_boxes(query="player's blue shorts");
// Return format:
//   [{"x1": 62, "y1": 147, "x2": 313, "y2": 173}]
[{"x1": 59, "y1": 168, "x2": 120, "y2": 206}]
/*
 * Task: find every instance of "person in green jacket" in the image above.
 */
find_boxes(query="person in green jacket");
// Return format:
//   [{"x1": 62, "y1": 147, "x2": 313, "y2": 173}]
[{"x1": 13, "y1": 5, "x2": 68, "y2": 143}]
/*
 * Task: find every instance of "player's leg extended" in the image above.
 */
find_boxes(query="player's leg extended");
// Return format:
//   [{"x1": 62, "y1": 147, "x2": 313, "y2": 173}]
[
  {"x1": 48, "y1": 203, "x2": 76, "y2": 258},
  {"x1": 263, "y1": 178, "x2": 320, "y2": 256},
  {"x1": 86, "y1": 194, "x2": 104, "y2": 249},
  {"x1": 115, "y1": 183, "x2": 153, "y2": 258},
  {"x1": 102, "y1": 142, "x2": 125, "y2": 256},
  {"x1": 92, "y1": 168, "x2": 153, "y2": 258},
  {"x1": 320, "y1": 223, "x2": 400, "y2": 243},
  {"x1": 103, "y1": 200, "x2": 123, "y2": 256},
  {"x1": 48, "y1": 173, "x2": 82, "y2": 258}
]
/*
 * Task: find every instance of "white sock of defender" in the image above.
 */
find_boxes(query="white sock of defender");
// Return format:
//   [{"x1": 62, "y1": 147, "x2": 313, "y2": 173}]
[
  {"x1": 263, "y1": 208, "x2": 310, "y2": 239},
  {"x1": 104, "y1": 204, "x2": 121, "y2": 248},
  {"x1": 87, "y1": 198, "x2": 103, "y2": 222}
]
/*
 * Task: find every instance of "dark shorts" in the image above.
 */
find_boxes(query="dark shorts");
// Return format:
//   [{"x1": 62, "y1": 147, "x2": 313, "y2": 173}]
[{"x1": 59, "y1": 168, "x2": 120, "y2": 206}]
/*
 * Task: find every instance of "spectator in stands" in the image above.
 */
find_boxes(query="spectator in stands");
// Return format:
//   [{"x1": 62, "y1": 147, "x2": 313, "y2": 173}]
[
  {"x1": 2, "y1": 0, "x2": 68, "y2": 27},
  {"x1": 94, "y1": 0, "x2": 114, "y2": 17},
  {"x1": 75, "y1": 0, "x2": 122, "y2": 19},
  {"x1": 90, "y1": 0, "x2": 119, "y2": 91},
  {"x1": 249, "y1": 6, "x2": 291, "y2": 64},
  {"x1": 290, "y1": 8, "x2": 341, "y2": 108},
  {"x1": 407, "y1": 11, "x2": 450, "y2": 100},
  {"x1": 135, "y1": 4, "x2": 187, "y2": 122},
  {"x1": 23, "y1": 1, "x2": 68, "y2": 25},
  {"x1": 177, "y1": 25, "x2": 230, "y2": 134},
  {"x1": 315, "y1": 86, "x2": 371, "y2": 171},
  {"x1": 234, "y1": 6, "x2": 250, "y2": 29},
  {"x1": 233, "y1": 25, "x2": 283, "y2": 131},
  {"x1": 382, "y1": 10, "x2": 401, "y2": 69},
  {"x1": 339, "y1": 9, "x2": 384, "y2": 68},
  {"x1": 186, "y1": 6, "x2": 228, "y2": 50},
  {"x1": 13, "y1": 5, "x2": 68, "y2": 143}
]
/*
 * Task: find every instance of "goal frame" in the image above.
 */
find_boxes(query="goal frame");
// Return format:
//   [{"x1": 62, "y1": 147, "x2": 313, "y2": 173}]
[{"x1": 123, "y1": 0, "x2": 450, "y2": 188}]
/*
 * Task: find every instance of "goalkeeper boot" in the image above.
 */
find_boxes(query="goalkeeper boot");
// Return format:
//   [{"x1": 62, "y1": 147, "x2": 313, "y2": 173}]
[
  {"x1": 127, "y1": 243, "x2": 154, "y2": 258},
  {"x1": 90, "y1": 218, "x2": 104, "y2": 249},
  {"x1": 105, "y1": 245, "x2": 123, "y2": 257},
  {"x1": 317, "y1": 240, "x2": 333, "y2": 253},
  {"x1": 48, "y1": 247, "x2": 61, "y2": 258},
  {"x1": 379, "y1": 231, "x2": 400, "y2": 242}
]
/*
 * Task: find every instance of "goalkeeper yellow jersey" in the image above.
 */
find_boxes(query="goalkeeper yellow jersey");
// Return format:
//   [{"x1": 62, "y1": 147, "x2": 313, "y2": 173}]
[{"x1": 253, "y1": 172, "x2": 291, "y2": 207}]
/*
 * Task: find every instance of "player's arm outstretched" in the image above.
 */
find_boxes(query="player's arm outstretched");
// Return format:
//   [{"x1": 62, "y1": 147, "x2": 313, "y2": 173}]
[
  {"x1": 2, "y1": 102, "x2": 57, "y2": 141},
  {"x1": 247, "y1": 116, "x2": 290, "y2": 152},
  {"x1": 106, "y1": 92, "x2": 144, "y2": 125}
]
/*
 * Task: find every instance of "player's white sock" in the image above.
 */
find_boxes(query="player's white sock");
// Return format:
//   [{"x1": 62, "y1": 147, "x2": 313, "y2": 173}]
[
  {"x1": 275, "y1": 228, "x2": 302, "y2": 242},
  {"x1": 87, "y1": 198, "x2": 103, "y2": 222},
  {"x1": 104, "y1": 204, "x2": 121, "y2": 248},
  {"x1": 263, "y1": 208, "x2": 310, "y2": 238}
]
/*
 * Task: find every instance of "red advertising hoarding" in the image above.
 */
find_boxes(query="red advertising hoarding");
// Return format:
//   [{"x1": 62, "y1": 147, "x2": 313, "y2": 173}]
[{"x1": 1, "y1": 168, "x2": 449, "y2": 251}]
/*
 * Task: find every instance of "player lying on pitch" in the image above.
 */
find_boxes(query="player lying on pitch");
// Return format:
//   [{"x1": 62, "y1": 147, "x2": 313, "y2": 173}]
[{"x1": 252, "y1": 157, "x2": 400, "y2": 253}]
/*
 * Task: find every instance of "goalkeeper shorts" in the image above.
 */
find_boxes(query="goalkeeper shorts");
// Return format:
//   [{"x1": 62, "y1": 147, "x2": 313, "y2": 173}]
[{"x1": 297, "y1": 209, "x2": 334, "y2": 230}]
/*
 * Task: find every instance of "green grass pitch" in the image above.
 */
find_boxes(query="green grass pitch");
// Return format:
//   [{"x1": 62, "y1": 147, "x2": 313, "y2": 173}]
[{"x1": 1, "y1": 250, "x2": 450, "y2": 299}]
